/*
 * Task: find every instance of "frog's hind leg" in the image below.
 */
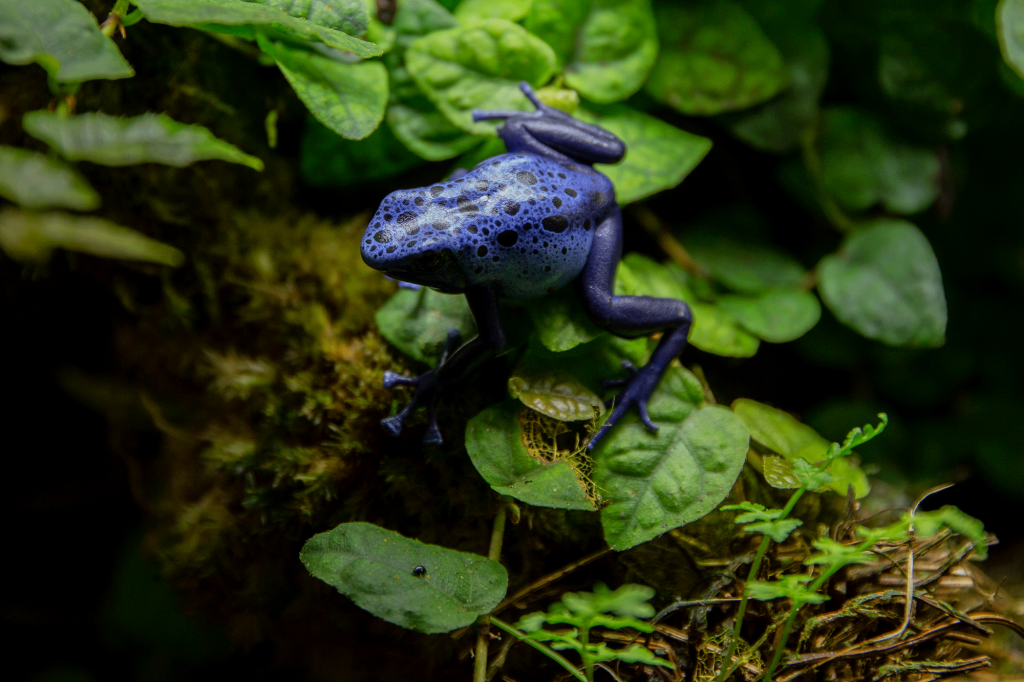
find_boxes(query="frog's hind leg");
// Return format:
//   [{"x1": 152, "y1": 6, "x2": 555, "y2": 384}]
[{"x1": 578, "y1": 207, "x2": 693, "y2": 451}]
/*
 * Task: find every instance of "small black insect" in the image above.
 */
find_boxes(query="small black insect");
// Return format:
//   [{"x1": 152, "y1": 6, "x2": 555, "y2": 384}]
[{"x1": 412, "y1": 565, "x2": 427, "y2": 577}]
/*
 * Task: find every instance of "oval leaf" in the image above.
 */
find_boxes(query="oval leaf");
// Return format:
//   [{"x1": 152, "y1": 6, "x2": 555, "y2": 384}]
[
  {"x1": 685, "y1": 235, "x2": 807, "y2": 294},
  {"x1": 0, "y1": 0, "x2": 134, "y2": 83},
  {"x1": 595, "y1": 365, "x2": 750, "y2": 550},
  {"x1": 716, "y1": 289, "x2": 821, "y2": 343},
  {"x1": 132, "y1": 0, "x2": 382, "y2": 57},
  {"x1": 577, "y1": 106, "x2": 711, "y2": 205},
  {"x1": 0, "y1": 146, "x2": 99, "y2": 211},
  {"x1": 23, "y1": 111, "x2": 264, "y2": 170},
  {"x1": 0, "y1": 208, "x2": 183, "y2": 266},
  {"x1": 405, "y1": 19, "x2": 557, "y2": 134},
  {"x1": 523, "y1": 285, "x2": 605, "y2": 353},
  {"x1": 508, "y1": 370, "x2": 603, "y2": 421},
  {"x1": 259, "y1": 36, "x2": 387, "y2": 140},
  {"x1": 375, "y1": 287, "x2": 477, "y2": 364},
  {"x1": 998, "y1": 0, "x2": 1024, "y2": 79},
  {"x1": 466, "y1": 402, "x2": 597, "y2": 510},
  {"x1": 645, "y1": 0, "x2": 788, "y2": 116},
  {"x1": 300, "y1": 522, "x2": 508, "y2": 633},
  {"x1": 818, "y1": 219, "x2": 946, "y2": 347}
]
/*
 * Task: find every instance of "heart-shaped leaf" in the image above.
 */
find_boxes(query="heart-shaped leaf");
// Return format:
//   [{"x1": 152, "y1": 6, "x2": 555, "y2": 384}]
[
  {"x1": 300, "y1": 522, "x2": 508, "y2": 633},
  {"x1": 0, "y1": 146, "x2": 99, "y2": 211}
]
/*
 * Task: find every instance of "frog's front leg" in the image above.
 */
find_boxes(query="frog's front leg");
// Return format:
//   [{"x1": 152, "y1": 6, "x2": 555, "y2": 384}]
[
  {"x1": 578, "y1": 207, "x2": 693, "y2": 451},
  {"x1": 381, "y1": 285, "x2": 506, "y2": 445}
]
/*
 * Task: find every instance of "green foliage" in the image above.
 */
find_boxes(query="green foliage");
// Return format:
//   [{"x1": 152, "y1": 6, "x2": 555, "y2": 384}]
[
  {"x1": 300, "y1": 522, "x2": 508, "y2": 633},
  {"x1": 0, "y1": 0, "x2": 134, "y2": 83},
  {"x1": 522, "y1": 285, "x2": 605, "y2": 352},
  {"x1": 998, "y1": 0, "x2": 1024, "y2": 78},
  {"x1": 374, "y1": 287, "x2": 477, "y2": 364},
  {"x1": 23, "y1": 111, "x2": 264, "y2": 170},
  {"x1": 722, "y1": 501, "x2": 803, "y2": 543},
  {"x1": 746, "y1": 574, "x2": 828, "y2": 606},
  {"x1": 507, "y1": 370, "x2": 604, "y2": 422},
  {"x1": 0, "y1": 147, "x2": 99, "y2": 211},
  {"x1": 818, "y1": 220, "x2": 947, "y2": 347}
]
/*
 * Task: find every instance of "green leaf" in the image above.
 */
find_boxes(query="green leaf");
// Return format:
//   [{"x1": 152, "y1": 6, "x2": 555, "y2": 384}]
[
  {"x1": 716, "y1": 289, "x2": 822, "y2": 343},
  {"x1": 912, "y1": 506, "x2": 987, "y2": 558},
  {"x1": 562, "y1": 583, "x2": 656, "y2": 619},
  {"x1": 405, "y1": 19, "x2": 557, "y2": 134},
  {"x1": 132, "y1": 0, "x2": 382, "y2": 58},
  {"x1": 594, "y1": 365, "x2": 750, "y2": 550},
  {"x1": 731, "y1": 398, "x2": 870, "y2": 498},
  {"x1": 818, "y1": 219, "x2": 946, "y2": 347},
  {"x1": 747, "y1": 575, "x2": 828, "y2": 606},
  {"x1": 805, "y1": 537, "x2": 874, "y2": 568},
  {"x1": 508, "y1": 369, "x2": 603, "y2": 421},
  {"x1": 393, "y1": 0, "x2": 460, "y2": 46},
  {"x1": 0, "y1": 146, "x2": 99, "y2": 211},
  {"x1": 455, "y1": 0, "x2": 534, "y2": 21},
  {"x1": 258, "y1": 35, "x2": 387, "y2": 140},
  {"x1": 684, "y1": 231, "x2": 807, "y2": 295},
  {"x1": 559, "y1": 0, "x2": 659, "y2": 104},
  {"x1": 523, "y1": 285, "x2": 604, "y2": 352},
  {"x1": 577, "y1": 106, "x2": 712, "y2": 205},
  {"x1": 375, "y1": 287, "x2": 477, "y2": 364},
  {"x1": 243, "y1": 0, "x2": 368, "y2": 34},
  {"x1": 0, "y1": 208, "x2": 183, "y2": 266},
  {"x1": 0, "y1": 0, "x2": 134, "y2": 83},
  {"x1": 998, "y1": 0, "x2": 1024, "y2": 79},
  {"x1": 819, "y1": 108, "x2": 940, "y2": 215},
  {"x1": 300, "y1": 116, "x2": 422, "y2": 185},
  {"x1": 615, "y1": 254, "x2": 760, "y2": 358},
  {"x1": 299, "y1": 522, "x2": 508, "y2": 633},
  {"x1": 522, "y1": 0, "x2": 590, "y2": 66},
  {"x1": 646, "y1": 0, "x2": 789, "y2": 116},
  {"x1": 878, "y1": 35, "x2": 957, "y2": 112},
  {"x1": 727, "y1": 23, "x2": 829, "y2": 153},
  {"x1": 465, "y1": 402, "x2": 597, "y2": 510},
  {"x1": 23, "y1": 111, "x2": 264, "y2": 170},
  {"x1": 722, "y1": 502, "x2": 803, "y2": 542}
]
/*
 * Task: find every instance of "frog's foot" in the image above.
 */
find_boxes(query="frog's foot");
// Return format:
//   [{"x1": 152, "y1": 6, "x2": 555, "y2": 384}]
[
  {"x1": 380, "y1": 329, "x2": 461, "y2": 445},
  {"x1": 587, "y1": 360, "x2": 661, "y2": 452}
]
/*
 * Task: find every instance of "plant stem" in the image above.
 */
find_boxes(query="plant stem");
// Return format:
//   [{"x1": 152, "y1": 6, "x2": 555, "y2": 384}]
[
  {"x1": 761, "y1": 608, "x2": 800, "y2": 680},
  {"x1": 474, "y1": 499, "x2": 509, "y2": 682},
  {"x1": 798, "y1": 125, "x2": 856, "y2": 233},
  {"x1": 489, "y1": 617, "x2": 587, "y2": 682},
  {"x1": 580, "y1": 623, "x2": 594, "y2": 682}
]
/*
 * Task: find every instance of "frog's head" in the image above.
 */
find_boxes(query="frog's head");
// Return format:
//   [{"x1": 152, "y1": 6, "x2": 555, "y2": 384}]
[{"x1": 361, "y1": 189, "x2": 468, "y2": 293}]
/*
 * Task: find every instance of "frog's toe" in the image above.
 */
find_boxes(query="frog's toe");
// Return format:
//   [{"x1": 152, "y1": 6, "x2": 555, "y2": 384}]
[
  {"x1": 637, "y1": 400, "x2": 658, "y2": 432},
  {"x1": 381, "y1": 414, "x2": 405, "y2": 437}
]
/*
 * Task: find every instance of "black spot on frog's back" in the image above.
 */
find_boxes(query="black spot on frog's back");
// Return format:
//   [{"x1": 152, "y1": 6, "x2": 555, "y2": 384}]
[
  {"x1": 542, "y1": 215, "x2": 569, "y2": 233},
  {"x1": 457, "y1": 195, "x2": 480, "y2": 216},
  {"x1": 497, "y1": 230, "x2": 518, "y2": 247},
  {"x1": 516, "y1": 171, "x2": 537, "y2": 185}
]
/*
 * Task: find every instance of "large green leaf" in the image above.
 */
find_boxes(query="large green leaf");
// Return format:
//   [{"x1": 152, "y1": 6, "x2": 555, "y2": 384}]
[
  {"x1": 819, "y1": 108, "x2": 940, "y2": 215},
  {"x1": 466, "y1": 402, "x2": 597, "y2": 510},
  {"x1": 646, "y1": 0, "x2": 788, "y2": 116},
  {"x1": 594, "y1": 365, "x2": 749, "y2": 550},
  {"x1": 717, "y1": 289, "x2": 821, "y2": 343},
  {"x1": 455, "y1": 0, "x2": 534, "y2": 21},
  {"x1": 405, "y1": 19, "x2": 557, "y2": 134},
  {"x1": 685, "y1": 235, "x2": 807, "y2": 294},
  {"x1": 392, "y1": 0, "x2": 460, "y2": 47},
  {"x1": 578, "y1": 106, "x2": 712, "y2": 205},
  {"x1": 0, "y1": 0, "x2": 134, "y2": 83},
  {"x1": 522, "y1": 0, "x2": 590, "y2": 66},
  {"x1": 523, "y1": 285, "x2": 604, "y2": 352},
  {"x1": 556, "y1": 0, "x2": 659, "y2": 104},
  {"x1": 0, "y1": 146, "x2": 99, "y2": 211},
  {"x1": 998, "y1": 0, "x2": 1024, "y2": 79},
  {"x1": 132, "y1": 0, "x2": 382, "y2": 58},
  {"x1": 258, "y1": 36, "x2": 387, "y2": 140},
  {"x1": 0, "y1": 208, "x2": 183, "y2": 266},
  {"x1": 245, "y1": 0, "x2": 368, "y2": 34},
  {"x1": 23, "y1": 111, "x2": 264, "y2": 170},
  {"x1": 818, "y1": 220, "x2": 946, "y2": 347},
  {"x1": 300, "y1": 522, "x2": 508, "y2": 633},
  {"x1": 375, "y1": 287, "x2": 477, "y2": 364},
  {"x1": 386, "y1": 57, "x2": 478, "y2": 160},
  {"x1": 731, "y1": 398, "x2": 870, "y2": 498},
  {"x1": 615, "y1": 254, "x2": 759, "y2": 358}
]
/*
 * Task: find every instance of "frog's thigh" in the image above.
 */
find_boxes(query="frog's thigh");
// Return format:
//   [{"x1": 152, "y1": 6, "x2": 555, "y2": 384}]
[{"x1": 579, "y1": 208, "x2": 692, "y2": 336}]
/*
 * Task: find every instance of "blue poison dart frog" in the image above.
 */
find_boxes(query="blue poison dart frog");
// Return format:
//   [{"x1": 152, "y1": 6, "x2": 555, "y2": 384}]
[{"x1": 360, "y1": 83, "x2": 693, "y2": 450}]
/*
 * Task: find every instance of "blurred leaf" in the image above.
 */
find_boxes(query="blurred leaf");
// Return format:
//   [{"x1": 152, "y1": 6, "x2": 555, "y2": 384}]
[
  {"x1": 523, "y1": 285, "x2": 604, "y2": 352},
  {"x1": 0, "y1": 208, "x2": 183, "y2": 266},
  {"x1": 723, "y1": 501, "x2": 804, "y2": 542},
  {"x1": 558, "y1": 0, "x2": 659, "y2": 104},
  {"x1": 0, "y1": 0, "x2": 134, "y2": 82},
  {"x1": 818, "y1": 219, "x2": 946, "y2": 347},
  {"x1": 133, "y1": 0, "x2": 382, "y2": 57},
  {"x1": 595, "y1": 365, "x2": 750, "y2": 550},
  {"x1": 300, "y1": 116, "x2": 423, "y2": 185},
  {"x1": 405, "y1": 19, "x2": 557, "y2": 134},
  {"x1": 727, "y1": 23, "x2": 829, "y2": 152},
  {"x1": 805, "y1": 537, "x2": 874, "y2": 568},
  {"x1": 386, "y1": 59, "x2": 479, "y2": 160},
  {"x1": 762, "y1": 454, "x2": 801, "y2": 488},
  {"x1": 375, "y1": 287, "x2": 477, "y2": 364},
  {"x1": 577, "y1": 106, "x2": 712, "y2": 204},
  {"x1": 465, "y1": 401, "x2": 597, "y2": 510},
  {"x1": 508, "y1": 369, "x2": 603, "y2": 421},
  {"x1": 258, "y1": 35, "x2": 387, "y2": 140},
  {"x1": 455, "y1": 0, "x2": 534, "y2": 21},
  {"x1": 646, "y1": 0, "x2": 788, "y2": 116},
  {"x1": 747, "y1": 574, "x2": 828, "y2": 605},
  {"x1": 998, "y1": 0, "x2": 1024, "y2": 79},
  {"x1": 716, "y1": 289, "x2": 822, "y2": 343},
  {"x1": 393, "y1": 0, "x2": 460, "y2": 46},
  {"x1": 819, "y1": 108, "x2": 940, "y2": 215},
  {"x1": 731, "y1": 398, "x2": 870, "y2": 498},
  {"x1": 913, "y1": 505, "x2": 987, "y2": 558},
  {"x1": 23, "y1": 111, "x2": 264, "y2": 170},
  {"x1": 246, "y1": 0, "x2": 369, "y2": 33},
  {"x1": 615, "y1": 254, "x2": 760, "y2": 358},
  {"x1": 300, "y1": 522, "x2": 508, "y2": 633},
  {"x1": 685, "y1": 235, "x2": 807, "y2": 294},
  {"x1": 522, "y1": 0, "x2": 591, "y2": 66},
  {"x1": 0, "y1": 146, "x2": 99, "y2": 211},
  {"x1": 878, "y1": 35, "x2": 957, "y2": 111}
]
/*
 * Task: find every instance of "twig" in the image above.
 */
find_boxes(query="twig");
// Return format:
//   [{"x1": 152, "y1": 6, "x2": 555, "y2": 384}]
[
  {"x1": 630, "y1": 205, "x2": 708, "y2": 277},
  {"x1": 493, "y1": 547, "x2": 613, "y2": 616}
]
